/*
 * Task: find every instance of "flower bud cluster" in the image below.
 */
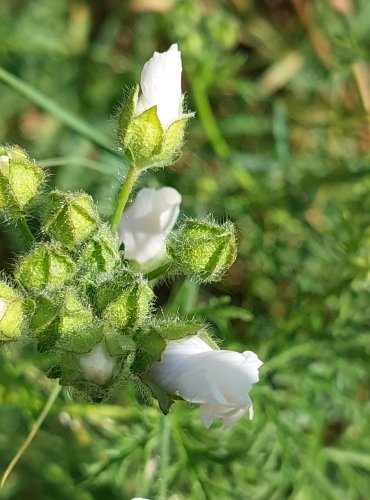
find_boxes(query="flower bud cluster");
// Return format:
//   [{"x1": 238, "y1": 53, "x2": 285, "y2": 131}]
[{"x1": 0, "y1": 43, "x2": 262, "y2": 428}]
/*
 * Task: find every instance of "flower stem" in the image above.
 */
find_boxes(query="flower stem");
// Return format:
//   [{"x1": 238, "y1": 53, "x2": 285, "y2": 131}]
[
  {"x1": 16, "y1": 217, "x2": 35, "y2": 244},
  {"x1": 110, "y1": 164, "x2": 139, "y2": 231},
  {"x1": 0, "y1": 382, "x2": 61, "y2": 490}
]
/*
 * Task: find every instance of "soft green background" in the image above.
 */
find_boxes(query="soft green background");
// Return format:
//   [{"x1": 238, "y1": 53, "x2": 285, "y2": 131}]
[{"x1": 1, "y1": 0, "x2": 370, "y2": 498}]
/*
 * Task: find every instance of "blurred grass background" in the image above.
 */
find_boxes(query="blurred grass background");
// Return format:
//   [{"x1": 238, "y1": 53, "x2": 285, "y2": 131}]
[{"x1": 1, "y1": 0, "x2": 370, "y2": 498}]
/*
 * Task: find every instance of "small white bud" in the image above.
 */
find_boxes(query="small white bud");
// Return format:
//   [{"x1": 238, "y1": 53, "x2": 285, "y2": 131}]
[
  {"x1": 135, "y1": 43, "x2": 183, "y2": 129},
  {"x1": 79, "y1": 343, "x2": 116, "y2": 385}
]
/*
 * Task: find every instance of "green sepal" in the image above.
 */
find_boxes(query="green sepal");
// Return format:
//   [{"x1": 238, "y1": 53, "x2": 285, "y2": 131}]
[
  {"x1": 105, "y1": 331, "x2": 136, "y2": 357},
  {"x1": 144, "y1": 379, "x2": 175, "y2": 415},
  {"x1": 118, "y1": 85, "x2": 139, "y2": 144},
  {"x1": 158, "y1": 116, "x2": 190, "y2": 166},
  {"x1": 132, "y1": 326, "x2": 166, "y2": 374},
  {"x1": 43, "y1": 191, "x2": 99, "y2": 250},
  {"x1": 0, "y1": 281, "x2": 25, "y2": 341},
  {"x1": 152, "y1": 318, "x2": 204, "y2": 340},
  {"x1": 57, "y1": 290, "x2": 98, "y2": 354},
  {"x1": 15, "y1": 243, "x2": 76, "y2": 294},
  {"x1": 29, "y1": 295, "x2": 59, "y2": 335},
  {"x1": 124, "y1": 105, "x2": 164, "y2": 165}
]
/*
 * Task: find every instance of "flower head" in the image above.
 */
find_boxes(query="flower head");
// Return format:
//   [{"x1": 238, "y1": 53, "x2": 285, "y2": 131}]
[
  {"x1": 119, "y1": 187, "x2": 181, "y2": 265},
  {"x1": 79, "y1": 343, "x2": 116, "y2": 385},
  {"x1": 135, "y1": 43, "x2": 183, "y2": 129},
  {"x1": 146, "y1": 335, "x2": 263, "y2": 428}
]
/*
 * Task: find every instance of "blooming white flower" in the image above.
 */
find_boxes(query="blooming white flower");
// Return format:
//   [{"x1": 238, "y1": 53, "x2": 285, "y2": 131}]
[
  {"x1": 146, "y1": 335, "x2": 263, "y2": 428},
  {"x1": 135, "y1": 43, "x2": 184, "y2": 129},
  {"x1": 0, "y1": 298, "x2": 7, "y2": 321},
  {"x1": 79, "y1": 343, "x2": 116, "y2": 385},
  {"x1": 119, "y1": 186, "x2": 181, "y2": 265}
]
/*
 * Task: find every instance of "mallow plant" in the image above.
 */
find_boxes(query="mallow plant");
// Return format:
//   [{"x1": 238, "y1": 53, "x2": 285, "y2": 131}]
[{"x1": 0, "y1": 44, "x2": 262, "y2": 454}]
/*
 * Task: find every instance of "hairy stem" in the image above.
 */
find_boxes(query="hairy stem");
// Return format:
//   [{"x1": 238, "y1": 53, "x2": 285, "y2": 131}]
[{"x1": 110, "y1": 164, "x2": 139, "y2": 231}]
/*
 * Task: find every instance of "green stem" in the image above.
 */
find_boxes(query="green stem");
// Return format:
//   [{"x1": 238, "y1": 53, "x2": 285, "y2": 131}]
[
  {"x1": 159, "y1": 416, "x2": 171, "y2": 499},
  {"x1": 16, "y1": 217, "x2": 35, "y2": 244},
  {"x1": 1, "y1": 383, "x2": 61, "y2": 490},
  {"x1": 110, "y1": 164, "x2": 139, "y2": 231}
]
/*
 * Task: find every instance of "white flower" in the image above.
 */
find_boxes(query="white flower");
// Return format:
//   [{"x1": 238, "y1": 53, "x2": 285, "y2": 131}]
[
  {"x1": 135, "y1": 43, "x2": 183, "y2": 129},
  {"x1": 119, "y1": 186, "x2": 181, "y2": 265},
  {"x1": 146, "y1": 335, "x2": 263, "y2": 429},
  {"x1": 0, "y1": 298, "x2": 7, "y2": 321},
  {"x1": 79, "y1": 343, "x2": 116, "y2": 385}
]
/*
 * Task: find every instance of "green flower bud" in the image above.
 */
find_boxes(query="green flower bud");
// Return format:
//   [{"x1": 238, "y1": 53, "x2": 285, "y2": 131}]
[
  {"x1": 30, "y1": 289, "x2": 99, "y2": 353},
  {"x1": 96, "y1": 268, "x2": 154, "y2": 329},
  {"x1": 15, "y1": 243, "x2": 76, "y2": 294},
  {"x1": 168, "y1": 219, "x2": 237, "y2": 282},
  {"x1": 43, "y1": 191, "x2": 99, "y2": 250},
  {"x1": 78, "y1": 224, "x2": 120, "y2": 281},
  {"x1": 0, "y1": 145, "x2": 44, "y2": 215},
  {"x1": 0, "y1": 281, "x2": 25, "y2": 341}
]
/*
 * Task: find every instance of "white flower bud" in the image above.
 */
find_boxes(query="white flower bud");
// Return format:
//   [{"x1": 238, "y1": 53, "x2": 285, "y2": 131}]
[
  {"x1": 79, "y1": 343, "x2": 116, "y2": 385},
  {"x1": 146, "y1": 335, "x2": 263, "y2": 428},
  {"x1": 119, "y1": 187, "x2": 181, "y2": 265},
  {"x1": 0, "y1": 298, "x2": 7, "y2": 321},
  {"x1": 135, "y1": 43, "x2": 183, "y2": 129}
]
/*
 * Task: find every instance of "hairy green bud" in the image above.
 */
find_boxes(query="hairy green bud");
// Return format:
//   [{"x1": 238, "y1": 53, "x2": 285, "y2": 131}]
[
  {"x1": 96, "y1": 268, "x2": 154, "y2": 329},
  {"x1": 0, "y1": 281, "x2": 25, "y2": 341},
  {"x1": 0, "y1": 145, "x2": 44, "y2": 216},
  {"x1": 78, "y1": 224, "x2": 120, "y2": 280},
  {"x1": 43, "y1": 191, "x2": 99, "y2": 250},
  {"x1": 168, "y1": 219, "x2": 237, "y2": 282},
  {"x1": 15, "y1": 243, "x2": 76, "y2": 294}
]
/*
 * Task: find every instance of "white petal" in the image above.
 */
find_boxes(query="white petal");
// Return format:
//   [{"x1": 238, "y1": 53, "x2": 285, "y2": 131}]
[
  {"x1": 0, "y1": 298, "x2": 7, "y2": 321},
  {"x1": 79, "y1": 343, "x2": 116, "y2": 385},
  {"x1": 119, "y1": 187, "x2": 181, "y2": 265},
  {"x1": 135, "y1": 44, "x2": 183, "y2": 128}
]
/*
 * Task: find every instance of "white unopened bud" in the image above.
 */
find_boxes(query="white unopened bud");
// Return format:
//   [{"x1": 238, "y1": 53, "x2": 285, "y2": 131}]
[
  {"x1": 135, "y1": 43, "x2": 183, "y2": 129},
  {"x1": 146, "y1": 335, "x2": 263, "y2": 428},
  {"x1": 79, "y1": 343, "x2": 116, "y2": 385},
  {"x1": 119, "y1": 187, "x2": 181, "y2": 265}
]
